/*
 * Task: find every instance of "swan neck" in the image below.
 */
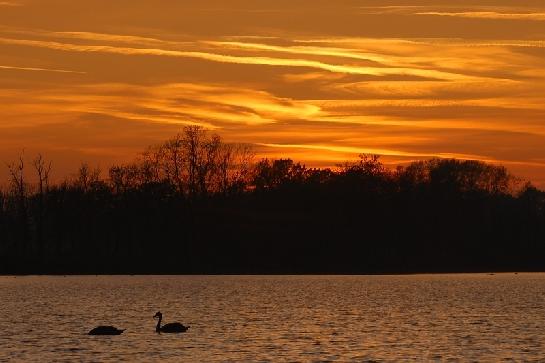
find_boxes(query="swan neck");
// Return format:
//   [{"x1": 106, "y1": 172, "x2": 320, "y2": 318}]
[{"x1": 156, "y1": 316, "x2": 162, "y2": 332}]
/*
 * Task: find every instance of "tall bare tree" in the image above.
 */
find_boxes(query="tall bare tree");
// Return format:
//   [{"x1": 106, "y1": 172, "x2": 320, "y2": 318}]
[
  {"x1": 6, "y1": 153, "x2": 29, "y2": 254},
  {"x1": 7, "y1": 154, "x2": 26, "y2": 202},
  {"x1": 32, "y1": 154, "x2": 52, "y2": 256},
  {"x1": 76, "y1": 163, "x2": 101, "y2": 192},
  {"x1": 33, "y1": 154, "x2": 52, "y2": 197}
]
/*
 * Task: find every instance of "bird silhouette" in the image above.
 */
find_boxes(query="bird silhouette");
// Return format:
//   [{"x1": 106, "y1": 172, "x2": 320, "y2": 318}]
[
  {"x1": 154, "y1": 311, "x2": 189, "y2": 333},
  {"x1": 88, "y1": 326, "x2": 125, "y2": 335}
]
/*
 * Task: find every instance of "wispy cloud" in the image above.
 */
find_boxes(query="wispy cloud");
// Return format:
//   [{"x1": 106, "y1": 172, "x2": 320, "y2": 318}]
[
  {"x1": 206, "y1": 40, "x2": 393, "y2": 64},
  {"x1": 258, "y1": 143, "x2": 487, "y2": 161},
  {"x1": 358, "y1": 5, "x2": 545, "y2": 21},
  {"x1": 0, "y1": 36, "x2": 478, "y2": 81},
  {"x1": 6, "y1": 29, "x2": 512, "y2": 80},
  {"x1": 0, "y1": 82, "x2": 320, "y2": 129},
  {"x1": 0, "y1": 65, "x2": 85, "y2": 74},
  {"x1": 417, "y1": 11, "x2": 545, "y2": 21},
  {"x1": 309, "y1": 38, "x2": 545, "y2": 49}
]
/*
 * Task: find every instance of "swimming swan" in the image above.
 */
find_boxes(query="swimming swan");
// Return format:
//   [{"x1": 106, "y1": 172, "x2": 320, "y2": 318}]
[
  {"x1": 154, "y1": 311, "x2": 189, "y2": 333},
  {"x1": 88, "y1": 326, "x2": 125, "y2": 335}
]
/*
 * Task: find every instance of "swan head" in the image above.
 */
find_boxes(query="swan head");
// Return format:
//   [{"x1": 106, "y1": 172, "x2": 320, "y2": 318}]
[{"x1": 154, "y1": 311, "x2": 162, "y2": 319}]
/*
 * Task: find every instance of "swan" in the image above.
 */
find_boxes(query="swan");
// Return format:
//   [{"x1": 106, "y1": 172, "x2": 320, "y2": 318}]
[
  {"x1": 154, "y1": 311, "x2": 189, "y2": 333},
  {"x1": 88, "y1": 325, "x2": 125, "y2": 335}
]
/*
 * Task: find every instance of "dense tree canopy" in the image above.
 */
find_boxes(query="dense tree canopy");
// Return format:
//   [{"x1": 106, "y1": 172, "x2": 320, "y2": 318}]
[{"x1": 1, "y1": 127, "x2": 544, "y2": 274}]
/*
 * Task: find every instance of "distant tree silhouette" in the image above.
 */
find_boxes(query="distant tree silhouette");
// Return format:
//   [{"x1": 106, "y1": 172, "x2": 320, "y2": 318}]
[
  {"x1": 75, "y1": 163, "x2": 101, "y2": 192},
  {"x1": 32, "y1": 154, "x2": 52, "y2": 257},
  {"x1": 109, "y1": 126, "x2": 254, "y2": 198},
  {"x1": 1, "y1": 128, "x2": 544, "y2": 274},
  {"x1": 253, "y1": 159, "x2": 308, "y2": 190},
  {"x1": 6, "y1": 153, "x2": 30, "y2": 257}
]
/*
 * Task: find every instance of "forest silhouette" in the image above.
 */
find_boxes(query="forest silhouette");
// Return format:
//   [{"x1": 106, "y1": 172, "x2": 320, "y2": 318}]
[{"x1": 1, "y1": 126, "x2": 544, "y2": 274}]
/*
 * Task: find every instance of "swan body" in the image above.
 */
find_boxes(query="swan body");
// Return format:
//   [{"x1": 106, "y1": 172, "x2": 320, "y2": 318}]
[
  {"x1": 160, "y1": 322, "x2": 189, "y2": 333},
  {"x1": 154, "y1": 311, "x2": 189, "y2": 333},
  {"x1": 88, "y1": 326, "x2": 125, "y2": 335}
]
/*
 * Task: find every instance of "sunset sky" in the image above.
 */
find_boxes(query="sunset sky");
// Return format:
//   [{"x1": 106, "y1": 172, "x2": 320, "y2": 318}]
[{"x1": 1, "y1": 0, "x2": 545, "y2": 185}]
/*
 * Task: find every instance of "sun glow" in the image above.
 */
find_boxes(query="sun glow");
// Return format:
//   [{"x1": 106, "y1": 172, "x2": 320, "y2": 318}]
[{"x1": 1, "y1": 1, "x2": 545, "y2": 185}]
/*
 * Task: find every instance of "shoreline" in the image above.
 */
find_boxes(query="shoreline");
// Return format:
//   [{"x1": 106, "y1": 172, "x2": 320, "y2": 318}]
[{"x1": 0, "y1": 271, "x2": 536, "y2": 277}]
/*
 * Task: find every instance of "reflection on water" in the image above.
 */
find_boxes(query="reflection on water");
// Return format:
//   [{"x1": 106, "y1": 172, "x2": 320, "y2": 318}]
[{"x1": 1, "y1": 274, "x2": 545, "y2": 362}]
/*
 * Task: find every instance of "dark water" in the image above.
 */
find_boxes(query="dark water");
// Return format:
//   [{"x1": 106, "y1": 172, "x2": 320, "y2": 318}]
[{"x1": 1, "y1": 274, "x2": 545, "y2": 362}]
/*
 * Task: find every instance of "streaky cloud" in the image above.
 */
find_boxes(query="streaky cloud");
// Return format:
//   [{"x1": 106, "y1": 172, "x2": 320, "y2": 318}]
[
  {"x1": 0, "y1": 64, "x2": 85, "y2": 74},
  {"x1": 0, "y1": 37, "x2": 479, "y2": 81},
  {"x1": 293, "y1": 37, "x2": 545, "y2": 49},
  {"x1": 206, "y1": 40, "x2": 393, "y2": 64},
  {"x1": 417, "y1": 11, "x2": 545, "y2": 21},
  {"x1": 258, "y1": 142, "x2": 489, "y2": 161}
]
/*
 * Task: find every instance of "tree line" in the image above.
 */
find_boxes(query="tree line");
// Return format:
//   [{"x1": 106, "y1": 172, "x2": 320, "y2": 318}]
[{"x1": 1, "y1": 126, "x2": 544, "y2": 274}]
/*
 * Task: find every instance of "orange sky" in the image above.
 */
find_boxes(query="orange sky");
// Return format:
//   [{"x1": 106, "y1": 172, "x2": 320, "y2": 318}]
[{"x1": 1, "y1": 0, "x2": 545, "y2": 186}]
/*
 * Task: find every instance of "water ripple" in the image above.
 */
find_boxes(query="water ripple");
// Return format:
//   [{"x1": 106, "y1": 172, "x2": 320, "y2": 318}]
[{"x1": 1, "y1": 274, "x2": 545, "y2": 362}]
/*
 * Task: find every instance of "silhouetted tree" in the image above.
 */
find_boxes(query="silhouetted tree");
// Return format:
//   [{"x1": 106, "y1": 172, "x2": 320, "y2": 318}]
[
  {"x1": 1, "y1": 136, "x2": 544, "y2": 275},
  {"x1": 75, "y1": 163, "x2": 101, "y2": 192},
  {"x1": 32, "y1": 154, "x2": 52, "y2": 257},
  {"x1": 253, "y1": 159, "x2": 308, "y2": 190},
  {"x1": 6, "y1": 153, "x2": 30, "y2": 256}
]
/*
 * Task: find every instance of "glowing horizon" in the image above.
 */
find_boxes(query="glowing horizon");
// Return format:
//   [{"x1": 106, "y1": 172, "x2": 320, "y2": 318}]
[{"x1": 1, "y1": 1, "x2": 545, "y2": 186}]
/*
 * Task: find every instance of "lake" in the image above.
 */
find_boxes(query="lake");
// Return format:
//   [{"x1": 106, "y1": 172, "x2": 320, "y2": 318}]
[{"x1": 1, "y1": 274, "x2": 545, "y2": 362}]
